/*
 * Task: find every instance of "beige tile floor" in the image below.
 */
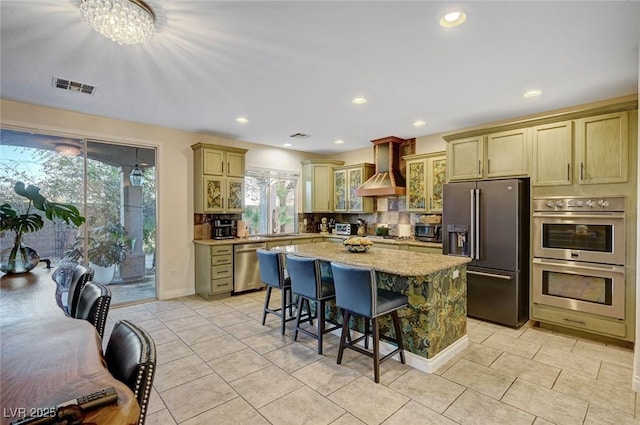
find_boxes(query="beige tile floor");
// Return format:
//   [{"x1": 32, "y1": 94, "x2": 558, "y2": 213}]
[{"x1": 103, "y1": 290, "x2": 639, "y2": 425}]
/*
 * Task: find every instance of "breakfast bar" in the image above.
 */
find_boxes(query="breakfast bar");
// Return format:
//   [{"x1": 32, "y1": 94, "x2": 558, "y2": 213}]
[{"x1": 272, "y1": 241, "x2": 471, "y2": 372}]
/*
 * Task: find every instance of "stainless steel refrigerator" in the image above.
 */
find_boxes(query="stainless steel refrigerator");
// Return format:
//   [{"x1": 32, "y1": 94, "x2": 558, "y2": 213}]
[{"x1": 443, "y1": 178, "x2": 530, "y2": 327}]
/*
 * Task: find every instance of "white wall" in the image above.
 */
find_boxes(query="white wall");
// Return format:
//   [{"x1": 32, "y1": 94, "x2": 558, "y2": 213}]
[{"x1": 0, "y1": 99, "x2": 316, "y2": 300}]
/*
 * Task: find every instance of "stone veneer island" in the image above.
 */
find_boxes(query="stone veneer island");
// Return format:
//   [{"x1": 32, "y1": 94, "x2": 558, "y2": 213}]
[{"x1": 273, "y1": 241, "x2": 471, "y2": 372}]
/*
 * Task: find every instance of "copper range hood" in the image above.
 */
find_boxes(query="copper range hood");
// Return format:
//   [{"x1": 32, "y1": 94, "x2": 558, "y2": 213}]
[{"x1": 355, "y1": 136, "x2": 406, "y2": 197}]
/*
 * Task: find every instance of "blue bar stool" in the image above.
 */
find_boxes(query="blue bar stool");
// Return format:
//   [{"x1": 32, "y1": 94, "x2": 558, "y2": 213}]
[
  {"x1": 286, "y1": 255, "x2": 340, "y2": 354},
  {"x1": 257, "y1": 248, "x2": 295, "y2": 335},
  {"x1": 330, "y1": 262, "x2": 408, "y2": 383}
]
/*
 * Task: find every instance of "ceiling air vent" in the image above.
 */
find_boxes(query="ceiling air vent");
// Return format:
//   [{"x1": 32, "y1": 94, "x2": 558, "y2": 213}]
[
  {"x1": 53, "y1": 77, "x2": 96, "y2": 95},
  {"x1": 289, "y1": 133, "x2": 310, "y2": 139}
]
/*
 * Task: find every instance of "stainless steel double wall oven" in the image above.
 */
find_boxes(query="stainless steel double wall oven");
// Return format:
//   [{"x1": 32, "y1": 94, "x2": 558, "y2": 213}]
[{"x1": 532, "y1": 196, "x2": 626, "y2": 319}]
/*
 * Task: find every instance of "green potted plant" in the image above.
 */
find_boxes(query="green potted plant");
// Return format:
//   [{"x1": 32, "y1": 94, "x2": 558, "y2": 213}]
[
  {"x1": 65, "y1": 221, "x2": 129, "y2": 284},
  {"x1": 0, "y1": 182, "x2": 85, "y2": 274}
]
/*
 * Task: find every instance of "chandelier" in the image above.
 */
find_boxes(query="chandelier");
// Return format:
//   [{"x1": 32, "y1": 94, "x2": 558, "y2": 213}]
[{"x1": 80, "y1": 0, "x2": 156, "y2": 45}]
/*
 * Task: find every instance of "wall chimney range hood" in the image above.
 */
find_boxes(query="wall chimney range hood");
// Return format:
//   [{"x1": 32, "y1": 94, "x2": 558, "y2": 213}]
[{"x1": 355, "y1": 136, "x2": 406, "y2": 197}]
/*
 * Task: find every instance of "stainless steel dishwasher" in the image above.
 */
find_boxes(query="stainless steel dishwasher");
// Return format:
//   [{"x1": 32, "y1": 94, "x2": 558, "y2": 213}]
[{"x1": 233, "y1": 242, "x2": 267, "y2": 293}]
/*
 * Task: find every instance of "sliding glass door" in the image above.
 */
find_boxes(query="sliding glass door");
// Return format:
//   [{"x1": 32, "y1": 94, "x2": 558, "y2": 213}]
[{"x1": 0, "y1": 129, "x2": 157, "y2": 305}]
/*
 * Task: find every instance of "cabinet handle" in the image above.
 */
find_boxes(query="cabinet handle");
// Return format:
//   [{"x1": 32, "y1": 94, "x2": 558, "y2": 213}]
[
  {"x1": 580, "y1": 162, "x2": 584, "y2": 181},
  {"x1": 567, "y1": 163, "x2": 570, "y2": 181},
  {"x1": 487, "y1": 159, "x2": 490, "y2": 174},
  {"x1": 478, "y1": 160, "x2": 481, "y2": 174},
  {"x1": 563, "y1": 318, "x2": 586, "y2": 325},
  {"x1": 228, "y1": 162, "x2": 230, "y2": 173},
  {"x1": 221, "y1": 161, "x2": 224, "y2": 173}
]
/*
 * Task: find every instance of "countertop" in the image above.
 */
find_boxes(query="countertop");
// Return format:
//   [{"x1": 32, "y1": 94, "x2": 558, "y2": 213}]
[
  {"x1": 193, "y1": 233, "x2": 443, "y2": 249},
  {"x1": 272, "y1": 242, "x2": 469, "y2": 276}
]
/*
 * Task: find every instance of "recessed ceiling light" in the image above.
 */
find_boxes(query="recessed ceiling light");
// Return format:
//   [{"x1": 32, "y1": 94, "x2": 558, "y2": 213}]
[
  {"x1": 235, "y1": 117, "x2": 248, "y2": 123},
  {"x1": 440, "y1": 11, "x2": 466, "y2": 27},
  {"x1": 352, "y1": 97, "x2": 367, "y2": 105},
  {"x1": 334, "y1": 139, "x2": 345, "y2": 144},
  {"x1": 413, "y1": 120, "x2": 426, "y2": 127},
  {"x1": 523, "y1": 89, "x2": 542, "y2": 98},
  {"x1": 283, "y1": 143, "x2": 292, "y2": 147}
]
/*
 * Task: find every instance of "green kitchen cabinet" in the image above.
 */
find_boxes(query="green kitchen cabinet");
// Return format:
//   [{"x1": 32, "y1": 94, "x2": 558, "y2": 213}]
[
  {"x1": 405, "y1": 152, "x2": 446, "y2": 213},
  {"x1": 301, "y1": 159, "x2": 344, "y2": 213},
  {"x1": 333, "y1": 163, "x2": 375, "y2": 213}
]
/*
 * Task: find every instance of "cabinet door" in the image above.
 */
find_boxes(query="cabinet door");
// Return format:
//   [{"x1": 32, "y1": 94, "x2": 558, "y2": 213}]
[
  {"x1": 347, "y1": 168, "x2": 365, "y2": 211},
  {"x1": 406, "y1": 158, "x2": 427, "y2": 212},
  {"x1": 532, "y1": 121, "x2": 573, "y2": 186},
  {"x1": 203, "y1": 149, "x2": 224, "y2": 175},
  {"x1": 486, "y1": 128, "x2": 529, "y2": 178},
  {"x1": 447, "y1": 136, "x2": 484, "y2": 180},
  {"x1": 312, "y1": 164, "x2": 333, "y2": 212},
  {"x1": 428, "y1": 156, "x2": 446, "y2": 213},
  {"x1": 576, "y1": 111, "x2": 628, "y2": 184},
  {"x1": 226, "y1": 152, "x2": 245, "y2": 177},
  {"x1": 334, "y1": 169, "x2": 347, "y2": 212},
  {"x1": 203, "y1": 176, "x2": 224, "y2": 212},
  {"x1": 226, "y1": 178, "x2": 245, "y2": 212}
]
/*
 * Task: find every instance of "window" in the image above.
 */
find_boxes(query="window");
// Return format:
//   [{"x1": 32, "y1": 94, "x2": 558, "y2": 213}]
[{"x1": 243, "y1": 168, "x2": 298, "y2": 235}]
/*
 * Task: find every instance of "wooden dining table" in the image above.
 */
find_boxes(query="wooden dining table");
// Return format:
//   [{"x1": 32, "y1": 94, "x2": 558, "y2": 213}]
[{"x1": 0, "y1": 266, "x2": 140, "y2": 425}]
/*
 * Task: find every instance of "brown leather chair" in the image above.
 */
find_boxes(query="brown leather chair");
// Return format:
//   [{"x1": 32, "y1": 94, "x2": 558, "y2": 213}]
[
  {"x1": 73, "y1": 281, "x2": 111, "y2": 339},
  {"x1": 66, "y1": 265, "x2": 94, "y2": 317},
  {"x1": 105, "y1": 320, "x2": 156, "y2": 425}
]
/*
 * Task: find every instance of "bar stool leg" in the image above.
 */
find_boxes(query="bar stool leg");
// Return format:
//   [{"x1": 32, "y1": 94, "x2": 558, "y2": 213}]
[
  {"x1": 293, "y1": 296, "x2": 305, "y2": 341},
  {"x1": 337, "y1": 310, "x2": 350, "y2": 365},
  {"x1": 280, "y1": 287, "x2": 287, "y2": 335},
  {"x1": 317, "y1": 300, "x2": 325, "y2": 354},
  {"x1": 364, "y1": 318, "x2": 370, "y2": 349},
  {"x1": 262, "y1": 287, "x2": 272, "y2": 326},
  {"x1": 372, "y1": 317, "x2": 380, "y2": 383},
  {"x1": 391, "y1": 310, "x2": 406, "y2": 364}
]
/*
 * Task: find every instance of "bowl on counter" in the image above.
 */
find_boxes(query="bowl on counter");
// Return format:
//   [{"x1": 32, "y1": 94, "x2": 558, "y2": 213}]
[{"x1": 343, "y1": 237, "x2": 373, "y2": 253}]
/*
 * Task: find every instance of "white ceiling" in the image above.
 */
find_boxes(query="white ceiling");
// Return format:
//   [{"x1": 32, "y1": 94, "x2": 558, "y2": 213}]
[{"x1": 1, "y1": 1, "x2": 639, "y2": 155}]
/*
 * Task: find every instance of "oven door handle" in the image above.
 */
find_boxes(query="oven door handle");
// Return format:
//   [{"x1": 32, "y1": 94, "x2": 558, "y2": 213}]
[
  {"x1": 533, "y1": 212, "x2": 624, "y2": 219},
  {"x1": 532, "y1": 258, "x2": 625, "y2": 274}
]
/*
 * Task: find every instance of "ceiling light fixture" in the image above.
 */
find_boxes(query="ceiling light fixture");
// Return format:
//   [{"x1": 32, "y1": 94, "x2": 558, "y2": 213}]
[
  {"x1": 80, "y1": 0, "x2": 156, "y2": 45},
  {"x1": 283, "y1": 143, "x2": 293, "y2": 147},
  {"x1": 413, "y1": 120, "x2": 426, "y2": 127},
  {"x1": 352, "y1": 97, "x2": 367, "y2": 105},
  {"x1": 523, "y1": 89, "x2": 542, "y2": 98},
  {"x1": 129, "y1": 148, "x2": 144, "y2": 187},
  {"x1": 334, "y1": 139, "x2": 345, "y2": 145},
  {"x1": 55, "y1": 144, "x2": 81, "y2": 156},
  {"x1": 235, "y1": 117, "x2": 249, "y2": 123},
  {"x1": 440, "y1": 11, "x2": 466, "y2": 28}
]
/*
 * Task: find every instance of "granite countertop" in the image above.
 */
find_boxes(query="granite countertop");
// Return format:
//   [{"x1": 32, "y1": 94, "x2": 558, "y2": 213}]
[
  {"x1": 193, "y1": 233, "x2": 443, "y2": 249},
  {"x1": 272, "y1": 242, "x2": 469, "y2": 276}
]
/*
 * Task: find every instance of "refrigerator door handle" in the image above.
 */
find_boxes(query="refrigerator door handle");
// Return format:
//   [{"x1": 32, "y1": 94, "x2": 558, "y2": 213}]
[
  {"x1": 469, "y1": 189, "x2": 475, "y2": 259},
  {"x1": 468, "y1": 270, "x2": 512, "y2": 280},
  {"x1": 474, "y1": 188, "x2": 480, "y2": 260}
]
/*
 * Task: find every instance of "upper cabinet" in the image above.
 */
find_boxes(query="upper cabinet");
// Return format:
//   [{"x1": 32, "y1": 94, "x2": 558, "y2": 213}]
[
  {"x1": 405, "y1": 152, "x2": 446, "y2": 213},
  {"x1": 192, "y1": 143, "x2": 248, "y2": 213},
  {"x1": 334, "y1": 163, "x2": 375, "y2": 213},
  {"x1": 447, "y1": 129, "x2": 529, "y2": 181},
  {"x1": 444, "y1": 97, "x2": 636, "y2": 187},
  {"x1": 531, "y1": 121, "x2": 574, "y2": 186},
  {"x1": 532, "y1": 111, "x2": 629, "y2": 186},
  {"x1": 301, "y1": 159, "x2": 345, "y2": 213},
  {"x1": 576, "y1": 111, "x2": 628, "y2": 185}
]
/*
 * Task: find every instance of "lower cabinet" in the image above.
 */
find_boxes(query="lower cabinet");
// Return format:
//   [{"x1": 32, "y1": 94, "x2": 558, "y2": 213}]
[
  {"x1": 531, "y1": 304, "x2": 627, "y2": 339},
  {"x1": 195, "y1": 244, "x2": 233, "y2": 299}
]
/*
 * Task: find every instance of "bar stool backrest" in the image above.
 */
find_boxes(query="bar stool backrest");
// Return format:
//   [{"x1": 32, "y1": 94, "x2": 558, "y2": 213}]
[
  {"x1": 286, "y1": 255, "x2": 321, "y2": 299},
  {"x1": 257, "y1": 249, "x2": 286, "y2": 288},
  {"x1": 331, "y1": 262, "x2": 377, "y2": 317}
]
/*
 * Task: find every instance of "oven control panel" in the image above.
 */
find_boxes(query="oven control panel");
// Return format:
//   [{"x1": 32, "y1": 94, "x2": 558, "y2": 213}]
[{"x1": 534, "y1": 196, "x2": 625, "y2": 212}]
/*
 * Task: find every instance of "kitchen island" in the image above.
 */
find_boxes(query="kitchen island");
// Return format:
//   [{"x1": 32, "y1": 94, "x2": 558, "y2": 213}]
[{"x1": 272, "y1": 242, "x2": 471, "y2": 373}]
